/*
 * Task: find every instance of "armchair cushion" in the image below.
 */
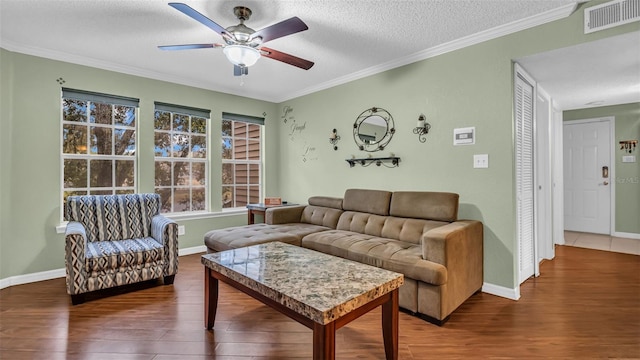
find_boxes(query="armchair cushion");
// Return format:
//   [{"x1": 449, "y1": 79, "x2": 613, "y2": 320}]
[{"x1": 85, "y1": 238, "x2": 164, "y2": 272}]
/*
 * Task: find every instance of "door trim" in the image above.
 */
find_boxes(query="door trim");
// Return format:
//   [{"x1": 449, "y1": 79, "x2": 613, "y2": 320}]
[
  {"x1": 551, "y1": 105, "x2": 564, "y2": 246},
  {"x1": 536, "y1": 85, "x2": 554, "y2": 262},
  {"x1": 560, "y1": 116, "x2": 615, "y2": 235}
]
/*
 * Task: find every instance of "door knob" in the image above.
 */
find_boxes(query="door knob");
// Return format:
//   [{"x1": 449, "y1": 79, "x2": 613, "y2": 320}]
[{"x1": 603, "y1": 181, "x2": 609, "y2": 186}]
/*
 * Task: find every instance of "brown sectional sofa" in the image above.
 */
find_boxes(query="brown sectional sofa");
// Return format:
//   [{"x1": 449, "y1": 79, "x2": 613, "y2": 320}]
[{"x1": 204, "y1": 189, "x2": 483, "y2": 325}]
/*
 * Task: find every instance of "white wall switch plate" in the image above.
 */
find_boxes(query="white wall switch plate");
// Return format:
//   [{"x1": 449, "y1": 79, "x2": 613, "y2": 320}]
[
  {"x1": 474, "y1": 154, "x2": 489, "y2": 168},
  {"x1": 622, "y1": 155, "x2": 636, "y2": 163},
  {"x1": 178, "y1": 225, "x2": 185, "y2": 236}
]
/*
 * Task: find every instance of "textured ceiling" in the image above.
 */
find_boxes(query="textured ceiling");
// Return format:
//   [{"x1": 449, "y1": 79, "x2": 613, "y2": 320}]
[{"x1": 0, "y1": 0, "x2": 595, "y2": 103}]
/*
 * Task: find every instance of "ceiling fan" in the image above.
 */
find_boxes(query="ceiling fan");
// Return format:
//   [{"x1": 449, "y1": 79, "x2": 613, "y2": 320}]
[{"x1": 159, "y1": 3, "x2": 314, "y2": 76}]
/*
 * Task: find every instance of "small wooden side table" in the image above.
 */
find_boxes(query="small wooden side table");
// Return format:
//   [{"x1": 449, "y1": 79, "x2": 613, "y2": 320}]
[{"x1": 246, "y1": 203, "x2": 298, "y2": 224}]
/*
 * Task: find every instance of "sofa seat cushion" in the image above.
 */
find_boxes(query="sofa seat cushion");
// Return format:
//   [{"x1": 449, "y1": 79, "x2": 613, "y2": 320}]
[
  {"x1": 85, "y1": 238, "x2": 164, "y2": 272},
  {"x1": 301, "y1": 230, "x2": 447, "y2": 285},
  {"x1": 204, "y1": 223, "x2": 331, "y2": 252}
]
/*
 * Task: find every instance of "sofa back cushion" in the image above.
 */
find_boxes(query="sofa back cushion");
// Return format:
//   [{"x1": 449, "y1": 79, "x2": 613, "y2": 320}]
[
  {"x1": 298, "y1": 196, "x2": 344, "y2": 228},
  {"x1": 390, "y1": 191, "x2": 459, "y2": 222},
  {"x1": 381, "y1": 217, "x2": 450, "y2": 244},
  {"x1": 337, "y1": 212, "x2": 449, "y2": 244},
  {"x1": 65, "y1": 193, "x2": 160, "y2": 242},
  {"x1": 342, "y1": 189, "x2": 392, "y2": 216},
  {"x1": 337, "y1": 212, "x2": 386, "y2": 235},
  {"x1": 301, "y1": 206, "x2": 343, "y2": 228},
  {"x1": 308, "y1": 196, "x2": 343, "y2": 209}
]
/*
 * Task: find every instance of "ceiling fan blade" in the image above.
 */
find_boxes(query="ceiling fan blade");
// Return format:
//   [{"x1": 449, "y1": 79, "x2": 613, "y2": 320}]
[
  {"x1": 250, "y1": 17, "x2": 308, "y2": 44},
  {"x1": 260, "y1": 46, "x2": 314, "y2": 70},
  {"x1": 158, "y1": 44, "x2": 221, "y2": 51},
  {"x1": 169, "y1": 3, "x2": 227, "y2": 35}
]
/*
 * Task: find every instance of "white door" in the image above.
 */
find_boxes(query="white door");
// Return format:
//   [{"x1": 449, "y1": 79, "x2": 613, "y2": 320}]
[
  {"x1": 515, "y1": 65, "x2": 536, "y2": 284},
  {"x1": 563, "y1": 119, "x2": 612, "y2": 234}
]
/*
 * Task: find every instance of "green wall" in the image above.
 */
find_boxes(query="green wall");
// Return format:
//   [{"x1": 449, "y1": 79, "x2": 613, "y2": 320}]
[
  {"x1": 0, "y1": 48, "x2": 278, "y2": 280},
  {"x1": 564, "y1": 103, "x2": 640, "y2": 234},
  {"x1": 1, "y1": 0, "x2": 638, "y2": 292},
  {"x1": 273, "y1": 2, "x2": 639, "y2": 290}
]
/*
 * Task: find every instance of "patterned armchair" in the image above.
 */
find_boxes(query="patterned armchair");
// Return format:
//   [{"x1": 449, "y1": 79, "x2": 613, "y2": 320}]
[{"x1": 64, "y1": 193, "x2": 178, "y2": 304}]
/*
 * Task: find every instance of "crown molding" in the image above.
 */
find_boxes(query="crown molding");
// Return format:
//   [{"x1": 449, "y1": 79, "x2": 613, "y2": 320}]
[
  {"x1": 1, "y1": 3, "x2": 578, "y2": 105},
  {"x1": 276, "y1": 2, "x2": 579, "y2": 103},
  {"x1": 0, "y1": 40, "x2": 279, "y2": 103}
]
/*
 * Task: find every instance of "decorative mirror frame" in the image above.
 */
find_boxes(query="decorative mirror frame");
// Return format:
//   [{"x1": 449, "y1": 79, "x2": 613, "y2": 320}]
[{"x1": 352, "y1": 107, "x2": 395, "y2": 152}]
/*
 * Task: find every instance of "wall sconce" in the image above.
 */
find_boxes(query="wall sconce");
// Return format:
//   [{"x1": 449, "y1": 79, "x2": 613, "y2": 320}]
[
  {"x1": 619, "y1": 140, "x2": 637, "y2": 153},
  {"x1": 329, "y1": 128, "x2": 340, "y2": 150},
  {"x1": 413, "y1": 114, "x2": 431, "y2": 143}
]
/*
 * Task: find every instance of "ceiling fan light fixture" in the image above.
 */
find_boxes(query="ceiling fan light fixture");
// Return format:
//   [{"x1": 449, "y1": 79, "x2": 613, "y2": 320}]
[{"x1": 223, "y1": 45, "x2": 261, "y2": 67}]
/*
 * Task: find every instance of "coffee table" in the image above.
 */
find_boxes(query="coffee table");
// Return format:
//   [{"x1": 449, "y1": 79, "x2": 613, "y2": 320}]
[{"x1": 201, "y1": 242, "x2": 404, "y2": 360}]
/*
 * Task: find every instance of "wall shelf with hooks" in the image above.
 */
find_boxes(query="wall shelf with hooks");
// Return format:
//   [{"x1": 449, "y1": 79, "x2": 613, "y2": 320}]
[{"x1": 345, "y1": 156, "x2": 400, "y2": 168}]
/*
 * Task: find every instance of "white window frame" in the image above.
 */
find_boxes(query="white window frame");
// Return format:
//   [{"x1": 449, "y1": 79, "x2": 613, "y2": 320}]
[
  {"x1": 154, "y1": 102, "x2": 210, "y2": 214},
  {"x1": 60, "y1": 88, "x2": 139, "y2": 221}
]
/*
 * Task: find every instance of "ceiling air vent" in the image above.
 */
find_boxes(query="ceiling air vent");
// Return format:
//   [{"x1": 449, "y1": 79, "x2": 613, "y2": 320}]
[{"x1": 584, "y1": 0, "x2": 640, "y2": 33}]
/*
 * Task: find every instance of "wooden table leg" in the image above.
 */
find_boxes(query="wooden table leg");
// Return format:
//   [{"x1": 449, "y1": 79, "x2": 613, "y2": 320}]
[
  {"x1": 382, "y1": 289, "x2": 399, "y2": 360},
  {"x1": 247, "y1": 210, "x2": 255, "y2": 224},
  {"x1": 313, "y1": 321, "x2": 336, "y2": 360},
  {"x1": 204, "y1": 268, "x2": 219, "y2": 330}
]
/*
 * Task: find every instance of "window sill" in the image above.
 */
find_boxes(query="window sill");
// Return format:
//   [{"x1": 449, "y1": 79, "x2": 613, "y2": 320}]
[{"x1": 55, "y1": 209, "x2": 246, "y2": 234}]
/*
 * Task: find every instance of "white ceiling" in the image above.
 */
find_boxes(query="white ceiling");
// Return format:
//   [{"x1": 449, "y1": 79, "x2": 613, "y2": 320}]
[
  {"x1": 517, "y1": 30, "x2": 640, "y2": 110},
  {"x1": 3, "y1": 0, "x2": 634, "y2": 106}
]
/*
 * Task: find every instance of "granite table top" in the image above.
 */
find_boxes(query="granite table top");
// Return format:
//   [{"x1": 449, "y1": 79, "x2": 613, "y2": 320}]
[{"x1": 201, "y1": 242, "x2": 404, "y2": 325}]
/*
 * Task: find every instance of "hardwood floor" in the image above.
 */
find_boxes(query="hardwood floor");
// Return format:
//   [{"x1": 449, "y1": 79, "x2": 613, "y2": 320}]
[{"x1": 1, "y1": 245, "x2": 639, "y2": 359}]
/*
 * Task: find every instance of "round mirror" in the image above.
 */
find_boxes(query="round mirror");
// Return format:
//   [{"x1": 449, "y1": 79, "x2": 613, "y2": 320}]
[{"x1": 353, "y1": 107, "x2": 395, "y2": 152}]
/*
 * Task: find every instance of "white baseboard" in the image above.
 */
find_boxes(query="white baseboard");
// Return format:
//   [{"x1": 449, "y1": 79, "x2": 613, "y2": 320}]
[
  {"x1": 0, "y1": 268, "x2": 66, "y2": 290},
  {"x1": 179, "y1": 245, "x2": 207, "y2": 256},
  {"x1": 613, "y1": 231, "x2": 640, "y2": 240},
  {"x1": 0, "y1": 245, "x2": 208, "y2": 290},
  {"x1": 482, "y1": 282, "x2": 520, "y2": 300}
]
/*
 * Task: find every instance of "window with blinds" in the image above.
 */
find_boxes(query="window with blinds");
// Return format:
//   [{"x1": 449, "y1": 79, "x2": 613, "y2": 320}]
[
  {"x1": 153, "y1": 102, "x2": 210, "y2": 213},
  {"x1": 61, "y1": 88, "x2": 139, "y2": 219},
  {"x1": 221, "y1": 113, "x2": 263, "y2": 208}
]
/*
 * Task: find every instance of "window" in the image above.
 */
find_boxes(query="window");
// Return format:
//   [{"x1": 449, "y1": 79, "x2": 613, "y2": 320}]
[
  {"x1": 154, "y1": 102, "x2": 210, "y2": 213},
  {"x1": 221, "y1": 113, "x2": 264, "y2": 208},
  {"x1": 61, "y1": 88, "x2": 138, "y2": 216}
]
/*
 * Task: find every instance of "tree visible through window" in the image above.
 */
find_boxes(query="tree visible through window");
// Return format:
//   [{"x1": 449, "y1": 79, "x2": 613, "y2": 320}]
[
  {"x1": 222, "y1": 114, "x2": 263, "y2": 208},
  {"x1": 61, "y1": 89, "x2": 138, "y2": 218},
  {"x1": 154, "y1": 103, "x2": 209, "y2": 213}
]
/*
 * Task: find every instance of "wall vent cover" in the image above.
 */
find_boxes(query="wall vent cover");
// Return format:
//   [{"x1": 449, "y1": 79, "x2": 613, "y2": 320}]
[{"x1": 584, "y1": 0, "x2": 640, "y2": 33}]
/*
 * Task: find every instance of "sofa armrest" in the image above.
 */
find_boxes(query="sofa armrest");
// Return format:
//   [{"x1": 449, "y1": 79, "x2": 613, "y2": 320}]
[
  {"x1": 151, "y1": 215, "x2": 177, "y2": 245},
  {"x1": 152, "y1": 215, "x2": 179, "y2": 276},
  {"x1": 266, "y1": 205, "x2": 306, "y2": 225},
  {"x1": 422, "y1": 220, "x2": 483, "y2": 267},
  {"x1": 421, "y1": 220, "x2": 483, "y2": 316},
  {"x1": 64, "y1": 221, "x2": 88, "y2": 295}
]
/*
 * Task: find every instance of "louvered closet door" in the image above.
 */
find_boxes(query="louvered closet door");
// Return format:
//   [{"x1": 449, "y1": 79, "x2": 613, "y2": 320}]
[{"x1": 515, "y1": 72, "x2": 535, "y2": 284}]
